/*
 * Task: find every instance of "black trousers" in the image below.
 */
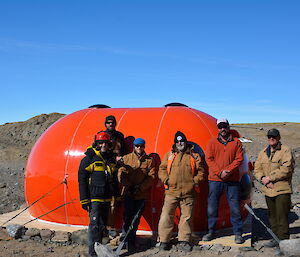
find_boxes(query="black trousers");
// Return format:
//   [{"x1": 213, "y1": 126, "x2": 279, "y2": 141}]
[
  {"x1": 265, "y1": 194, "x2": 291, "y2": 240},
  {"x1": 88, "y1": 201, "x2": 110, "y2": 256},
  {"x1": 122, "y1": 195, "x2": 145, "y2": 246}
]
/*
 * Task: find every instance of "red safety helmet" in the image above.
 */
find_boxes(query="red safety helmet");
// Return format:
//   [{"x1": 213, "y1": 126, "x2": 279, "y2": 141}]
[{"x1": 94, "y1": 131, "x2": 110, "y2": 142}]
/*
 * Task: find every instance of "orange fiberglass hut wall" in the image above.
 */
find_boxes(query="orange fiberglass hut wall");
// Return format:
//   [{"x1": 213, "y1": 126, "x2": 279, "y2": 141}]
[{"x1": 25, "y1": 104, "x2": 249, "y2": 233}]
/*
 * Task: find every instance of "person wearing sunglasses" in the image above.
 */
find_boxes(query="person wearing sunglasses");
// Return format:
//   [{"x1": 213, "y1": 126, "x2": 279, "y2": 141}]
[
  {"x1": 103, "y1": 115, "x2": 125, "y2": 157},
  {"x1": 254, "y1": 128, "x2": 295, "y2": 248},
  {"x1": 203, "y1": 118, "x2": 245, "y2": 244},
  {"x1": 158, "y1": 131, "x2": 205, "y2": 252},
  {"x1": 118, "y1": 138, "x2": 156, "y2": 253}
]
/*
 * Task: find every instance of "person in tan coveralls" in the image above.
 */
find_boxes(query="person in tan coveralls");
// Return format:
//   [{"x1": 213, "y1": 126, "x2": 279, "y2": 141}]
[
  {"x1": 118, "y1": 138, "x2": 156, "y2": 253},
  {"x1": 158, "y1": 131, "x2": 205, "y2": 252},
  {"x1": 254, "y1": 128, "x2": 295, "y2": 248}
]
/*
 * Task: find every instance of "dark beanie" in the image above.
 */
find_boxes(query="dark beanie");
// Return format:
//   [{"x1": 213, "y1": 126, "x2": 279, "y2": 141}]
[
  {"x1": 105, "y1": 115, "x2": 116, "y2": 124},
  {"x1": 174, "y1": 131, "x2": 187, "y2": 143}
]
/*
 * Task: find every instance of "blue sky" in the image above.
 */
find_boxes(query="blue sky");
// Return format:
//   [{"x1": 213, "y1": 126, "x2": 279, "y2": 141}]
[{"x1": 0, "y1": 0, "x2": 299, "y2": 124}]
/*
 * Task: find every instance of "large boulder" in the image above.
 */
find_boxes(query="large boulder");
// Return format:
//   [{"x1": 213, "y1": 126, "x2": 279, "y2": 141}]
[
  {"x1": 40, "y1": 229, "x2": 54, "y2": 241},
  {"x1": 6, "y1": 224, "x2": 26, "y2": 239},
  {"x1": 279, "y1": 238, "x2": 300, "y2": 256}
]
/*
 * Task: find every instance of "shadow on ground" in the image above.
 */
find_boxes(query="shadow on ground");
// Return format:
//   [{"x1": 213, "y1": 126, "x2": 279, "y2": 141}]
[{"x1": 252, "y1": 208, "x2": 299, "y2": 242}]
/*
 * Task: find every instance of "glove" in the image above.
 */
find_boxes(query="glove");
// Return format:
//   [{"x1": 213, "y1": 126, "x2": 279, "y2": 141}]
[{"x1": 81, "y1": 203, "x2": 91, "y2": 212}]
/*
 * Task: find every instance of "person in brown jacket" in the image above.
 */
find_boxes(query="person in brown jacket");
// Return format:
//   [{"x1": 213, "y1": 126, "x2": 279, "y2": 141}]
[
  {"x1": 254, "y1": 128, "x2": 294, "y2": 248},
  {"x1": 118, "y1": 137, "x2": 156, "y2": 252},
  {"x1": 202, "y1": 118, "x2": 244, "y2": 244},
  {"x1": 158, "y1": 131, "x2": 205, "y2": 252}
]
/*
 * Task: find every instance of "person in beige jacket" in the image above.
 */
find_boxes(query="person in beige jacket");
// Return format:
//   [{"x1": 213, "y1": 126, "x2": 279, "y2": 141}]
[
  {"x1": 158, "y1": 131, "x2": 205, "y2": 252},
  {"x1": 254, "y1": 128, "x2": 295, "y2": 247},
  {"x1": 118, "y1": 138, "x2": 156, "y2": 252}
]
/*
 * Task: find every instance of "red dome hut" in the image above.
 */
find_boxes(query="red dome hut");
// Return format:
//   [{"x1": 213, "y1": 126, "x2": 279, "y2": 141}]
[{"x1": 25, "y1": 104, "x2": 249, "y2": 233}]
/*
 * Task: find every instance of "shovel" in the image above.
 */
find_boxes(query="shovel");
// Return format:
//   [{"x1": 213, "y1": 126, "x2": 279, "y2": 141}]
[
  {"x1": 115, "y1": 201, "x2": 145, "y2": 256},
  {"x1": 95, "y1": 201, "x2": 145, "y2": 257},
  {"x1": 244, "y1": 203, "x2": 280, "y2": 244}
]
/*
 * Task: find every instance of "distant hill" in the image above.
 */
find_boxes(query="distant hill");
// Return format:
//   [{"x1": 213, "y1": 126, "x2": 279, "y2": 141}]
[{"x1": 0, "y1": 113, "x2": 65, "y2": 170}]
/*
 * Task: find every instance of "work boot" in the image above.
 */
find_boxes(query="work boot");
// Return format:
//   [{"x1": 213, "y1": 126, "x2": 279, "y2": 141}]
[
  {"x1": 274, "y1": 246, "x2": 284, "y2": 256},
  {"x1": 202, "y1": 232, "x2": 215, "y2": 241},
  {"x1": 234, "y1": 235, "x2": 245, "y2": 244},
  {"x1": 159, "y1": 242, "x2": 171, "y2": 251},
  {"x1": 178, "y1": 241, "x2": 192, "y2": 252},
  {"x1": 127, "y1": 241, "x2": 137, "y2": 253},
  {"x1": 264, "y1": 239, "x2": 279, "y2": 248}
]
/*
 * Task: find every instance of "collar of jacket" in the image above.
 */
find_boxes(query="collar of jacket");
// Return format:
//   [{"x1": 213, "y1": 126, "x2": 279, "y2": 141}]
[
  {"x1": 264, "y1": 141, "x2": 282, "y2": 156},
  {"x1": 217, "y1": 134, "x2": 233, "y2": 145},
  {"x1": 85, "y1": 146, "x2": 105, "y2": 159},
  {"x1": 105, "y1": 128, "x2": 115, "y2": 134},
  {"x1": 133, "y1": 150, "x2": 146, "y2": 160}
]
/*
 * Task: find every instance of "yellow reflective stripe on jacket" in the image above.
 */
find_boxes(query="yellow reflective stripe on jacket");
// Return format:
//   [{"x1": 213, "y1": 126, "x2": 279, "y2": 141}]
[
  {"x1": 80, "y1": 199, "x2": 91, "y2": 204},
  {"x1": 91, "y1": 198, "x2": 112, "y2": 202}
]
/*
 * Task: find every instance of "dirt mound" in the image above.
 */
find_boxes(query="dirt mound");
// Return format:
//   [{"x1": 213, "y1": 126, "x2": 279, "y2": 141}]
[{"x1": 0, "y1": 113, "x2": 64, "y2": 214}]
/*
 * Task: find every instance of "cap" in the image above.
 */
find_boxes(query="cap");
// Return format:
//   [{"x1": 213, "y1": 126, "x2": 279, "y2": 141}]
[
  {"x1": 267, "y1": 128, "x2": 280, "y2": 137},
  {"x1": 105, "y1": 115, "x2": 116, "y2": 124},
  {"x1": 217, "y1": 118, "x2": 229, "y2": 125},
  {"x1": 174, "y1": 131, "x2": 187, "y2": 143},
  {"x1": 133, "y1": 138, "x2": 145, "y2": 145}
]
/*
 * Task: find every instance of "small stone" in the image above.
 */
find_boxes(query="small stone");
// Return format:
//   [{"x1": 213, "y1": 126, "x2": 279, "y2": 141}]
[
  {"x1": 25, "y1": 228, "x2": 40, "y2": 237},
  {"x1": 0, "y1": 227, "x2": 12, "y2": 241},
  {"x1": 211, "y1": 244, "x2": 225, "y2": 252},
  {"x1": 32, "y1": 235, "x2": 41, "y2": 241},
  {"x1": 51, "y1": 231, "x2": 71, "y2": 243},
  {"x1": 0, "y1": 183, "x2": 6, "y2": 188},
  {"x1": 109, "y1": 236, "x2": 120, "y2": 246},
  {"x1": 21, "y1": 235, "x2": 30, "y2": 241},
  {"x1": 40, "y1": 229, "x2": 54, "y2": 241},
  {"x1": 198, "y1": 244, "x2": 212, "y2": 250},
  {"x1": 193, "y1": 245, "x2": 203, "y2": 251},
  {"x1": 102, "y1": 236, "x2": 110, "y2": 245},
  {"x1": 70, "y1": 229, "x2": 88, "y2": 245},
  {"x1": 45, "y1": 247, "x2": 54, "y2": 253},
  {"x1": 13, "y1": 250, "x2": 24, "y2": 255},
  {"x1": 223, "y1": 246, "x2": 231, "y2": 251}
]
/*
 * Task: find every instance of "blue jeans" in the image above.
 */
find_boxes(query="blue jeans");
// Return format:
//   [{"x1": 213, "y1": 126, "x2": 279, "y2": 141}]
[
  {"x1": 122, "y1": 196, "x2": 145, "y2": 246},
  {"x1": 207, "y1": 181, "x2": 243, "y2": 235}
]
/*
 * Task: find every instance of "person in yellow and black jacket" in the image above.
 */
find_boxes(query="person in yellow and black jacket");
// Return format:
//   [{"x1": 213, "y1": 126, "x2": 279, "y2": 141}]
[{"x1": 78, "y1": 131, "x2": 119, "y2": 257}]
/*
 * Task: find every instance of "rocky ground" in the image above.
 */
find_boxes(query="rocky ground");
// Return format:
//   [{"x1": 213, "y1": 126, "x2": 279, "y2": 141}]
[{"x1": 0, "y1": 116, "x2": 299, "y2": 256}]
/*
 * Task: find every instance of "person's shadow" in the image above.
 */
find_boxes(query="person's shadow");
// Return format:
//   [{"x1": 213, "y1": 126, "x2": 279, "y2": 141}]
[{"x1": 252, "y1": 207, "x2": 299, "y2": 242}]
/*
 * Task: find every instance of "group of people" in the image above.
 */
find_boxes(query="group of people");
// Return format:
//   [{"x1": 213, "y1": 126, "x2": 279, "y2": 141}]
[{"x1": 78, "y1": 115, "x2": 295, "y2": 256}]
